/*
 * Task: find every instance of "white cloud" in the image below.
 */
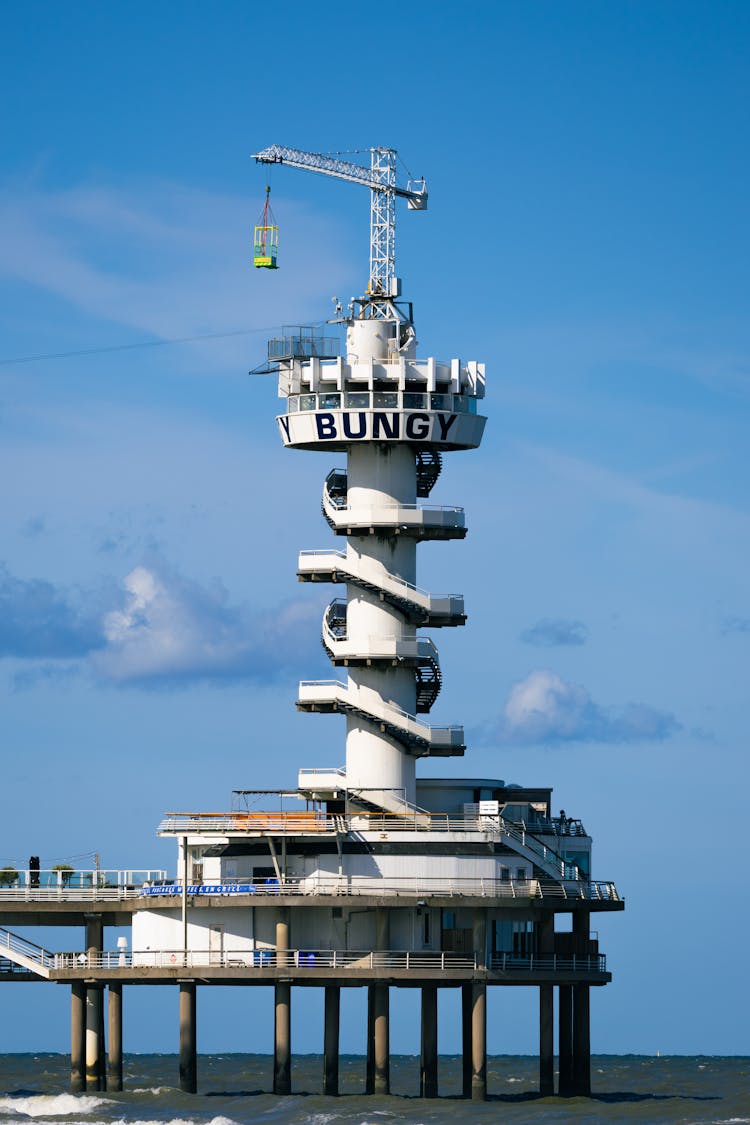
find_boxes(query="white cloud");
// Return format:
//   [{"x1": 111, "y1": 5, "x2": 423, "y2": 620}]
[
  {"x1": 0, "y1": 177, "x2": 357, "y2": 370},
  {"x1": 0, "y1": 558, "x2": 324, "y2": 688},
  {"x1": 486, "y1": 669, "x2": 679, "y2": 746},
  {"x1": 519, "y1": 618, "x2": 588, "y2": 647},
  {"x1": 92, "y1": 562, "x2": 322, "y2": 687}
]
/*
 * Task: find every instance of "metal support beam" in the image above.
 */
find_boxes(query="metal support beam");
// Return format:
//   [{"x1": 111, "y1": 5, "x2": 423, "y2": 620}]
[
  {"x1": 179, "y1": 982, "x2": 197, "y2": 1094},
  {"x1": 471, "y1": 983, "x2": 487, "y2": 1101},
  {"x1": 108, "y1": 984, "x2": 123, "y2": 1092},
  {"x1": 372, "y1": 983, "x2": 390, "y2": 1095},
  {"x1": 558, "y1": 984, "x2": 573, "y2": 1096},
  {"x1": 573, "y1": 984, "x2": 591, "y2": 1096},
  {"x1": 323, "y1": 985, "x2": 340, "y2": 1096},
  {"x1": 420, "y1": 984, "x2": 438, "y2": 1098},
  {"x1": 70, "y1": 982, "x2": 86, "y2": 1094},
  {"x1": 274, "y1": 983, "x2": 291, "y2": 1095},
  {"x1": 539, "y1": 984, "x2": 554, "y2": 1096}
]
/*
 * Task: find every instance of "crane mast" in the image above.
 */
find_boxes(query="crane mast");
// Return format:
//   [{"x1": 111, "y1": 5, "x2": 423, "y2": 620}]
[{"x1": 252, "y1": 144, "x2": 427, "y2": 317}]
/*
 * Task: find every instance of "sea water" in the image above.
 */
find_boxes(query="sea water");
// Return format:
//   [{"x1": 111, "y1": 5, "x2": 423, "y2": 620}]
[{"x1": 0, "y1": 1054, "x2": 747, "y2": 1125}]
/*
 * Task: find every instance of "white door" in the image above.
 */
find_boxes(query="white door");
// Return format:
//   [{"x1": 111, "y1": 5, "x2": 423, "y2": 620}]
[{"x1": 209, "y1": 924, "x2": 224, "y2": 966}]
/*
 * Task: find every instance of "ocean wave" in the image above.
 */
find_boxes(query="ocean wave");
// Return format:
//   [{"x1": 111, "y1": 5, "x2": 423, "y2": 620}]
[{"x1": 0, "y1": 1095, "x2": 112, "y2": 1118}]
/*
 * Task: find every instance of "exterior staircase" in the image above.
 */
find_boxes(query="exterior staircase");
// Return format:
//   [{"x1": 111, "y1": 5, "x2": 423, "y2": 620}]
[{"x1": 0, "y1": 927, "x2": 53, "y2": 978}]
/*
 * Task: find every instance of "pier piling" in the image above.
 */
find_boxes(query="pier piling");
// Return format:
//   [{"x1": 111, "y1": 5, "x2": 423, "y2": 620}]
[
  {"x1": 108, "y1": 984, "x2": 123, "y2": 1091},
  {"x1": 372, "y1": 983, "x2": 390, "y2": 1095},
  {"x1": 539, "y1": 984, "x2": 554, "y2": 1096},
  {"x1": 470, "y1": 983, "x2": 487, "y2": 1101},
  {"x1": 178, "y1": 982, "x2": 197, "y2": 1093},
  {"x1": 558, "y1": 984, "x2": 573, "y2": 1095},
  {"x1": 323, "y1": 985, "x2": 340, "y2": 1095},
  {"x1": 70, "y1": 982, "x2": 86, "y2": 1093},
  {"x1": 420, "y1": 984, "x2": 438, "y2": 1098}
]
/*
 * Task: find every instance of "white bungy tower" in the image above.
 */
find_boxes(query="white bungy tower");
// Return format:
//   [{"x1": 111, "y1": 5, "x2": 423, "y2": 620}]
[{"x1": 276, "y1": 304, "x2": 486, "y2": 813}]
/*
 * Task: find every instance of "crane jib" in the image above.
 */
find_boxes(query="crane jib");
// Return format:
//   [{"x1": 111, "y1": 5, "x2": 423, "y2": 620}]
[{"x1": 251, "y1": 145, "x2": 427, "y2": 204}]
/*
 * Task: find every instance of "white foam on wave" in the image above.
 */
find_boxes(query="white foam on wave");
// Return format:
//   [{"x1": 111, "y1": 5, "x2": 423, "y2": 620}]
[
  {"x1": 107, "y1": 1117, "x2": 239, "y2": 1125},
  {"x1": 128, "y1": 1089, "x2": 174, "y2": 1096},
  {"x1": 0, "y1": 1095, "x2": 111, "y2": 1118}
]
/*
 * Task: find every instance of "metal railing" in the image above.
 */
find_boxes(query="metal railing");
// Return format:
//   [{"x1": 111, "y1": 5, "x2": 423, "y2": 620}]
[
  {"x1": 139, "y1": 875, "x2": 620, "y2": 902},
  {"x1": 0, "y1": 886, "x2": 147, "y2": 902},
  {"x1": 0, "y1": 927, "x2": 55, "y2": 969},
  {"x1": 0, "y1": 868, "x2": 166, "y2": 890},
  {"x1": 491, "y1": 953, "x2": 606, "y2": 973},
  {"x1": 298, "y1": 680, "x2": 462, "y2": 738},
  {"x1": 158, "y1": 811, "x2": 330, "y2": 834},
  {"x1": 297, "y1": 549, "x2": 459, "y2": 604},
  {"x1": 286, "y1": 391, "x2": 479, "y2": 415},
  {"x1": 50, "y1": 948, "x2": 607, "y2": 974}
]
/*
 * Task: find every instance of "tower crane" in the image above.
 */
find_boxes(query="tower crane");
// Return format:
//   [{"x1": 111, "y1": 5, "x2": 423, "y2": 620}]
[{"x1": 252, "y1": 145, "x2": 427, "y2": 319}]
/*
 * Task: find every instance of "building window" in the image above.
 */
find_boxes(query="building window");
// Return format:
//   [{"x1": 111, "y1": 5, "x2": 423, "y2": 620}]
[{"x1": 423, "y1": 911, "x2": 431, "y2": 946}]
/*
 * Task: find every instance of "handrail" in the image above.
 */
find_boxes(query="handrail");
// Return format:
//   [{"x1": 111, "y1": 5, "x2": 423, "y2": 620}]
[
  {"x1": 298, "y1": 680, "x2": 461, "y2": 734},
  {"x1": 298, "y1": 549, "x2": 459, "y2": 602},
  {"x1": 321, "y1": 618, "x2": 439, "y2": 658},
  {"x1": 298, "y1": 767, "x2": 347, "y2": 778},
  {"x1": 0, "y1": 887, "x2": 146, "y2": 902},
  {"x1": 0, "y1": 868, "x2": 167, "y2": 890},
  {"x1": 50, "y1": 947, "x2": 606, "y2": 974},
  {"x1": 139, "y1": 875, "x2": 620, "y2": 902},
  {"x1": 0, "y1": 926, "x2": 56, "y2": 968}
]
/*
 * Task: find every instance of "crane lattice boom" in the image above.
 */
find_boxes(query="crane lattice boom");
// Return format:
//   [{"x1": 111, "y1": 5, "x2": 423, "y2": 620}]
[{"x1": 252, "y1": 145, "x2": 427, "y2": 303}]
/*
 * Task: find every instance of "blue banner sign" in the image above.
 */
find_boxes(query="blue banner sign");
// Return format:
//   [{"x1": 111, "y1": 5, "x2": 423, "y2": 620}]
[{"x1": 141, "y1": 883, "x2": 278, "y2": 896}]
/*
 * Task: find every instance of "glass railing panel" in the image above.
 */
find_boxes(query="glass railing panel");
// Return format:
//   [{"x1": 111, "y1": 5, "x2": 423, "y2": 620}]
[
  {"x1": 430, "y1": 393, "x2": 452, "y2": 410},
  {"x1": 403, "y1": 392, "x2": 427, "y2": 409},
  {"x1": 299, "y1": 394, "x2": 317, "y2": 411},
  {"x1": 374, "y1": 392, "x2": 399, "y2": 408},
  {"x1": 319, "y1": 393, "x2": 341, "y2": 409},
  {"x1": 345, "y1": 392, "x2": 370, "y2": 408}
]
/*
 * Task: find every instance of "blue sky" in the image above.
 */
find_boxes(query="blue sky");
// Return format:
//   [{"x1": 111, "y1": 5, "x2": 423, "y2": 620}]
[{"x1": 1, "y1": 1, "x2": 749, "y2": 1058}]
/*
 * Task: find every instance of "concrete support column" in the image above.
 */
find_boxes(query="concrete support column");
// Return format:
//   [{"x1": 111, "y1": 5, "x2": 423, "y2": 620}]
[
  {"x1": 539, "y1": 984, "x2": 554, "y2": 1096},
  {"x1": 470, "y1": 983, "x2": 487, "y2": 1101},
  {"x1": 538, "y1": 913, "x2": 555, "y2": 954},
  {"x1": 420, "y1": 984, "x2": 438, "y2": 1098},
  {"x1": 85, "y1": 986, "x2": 104, "y2": 1091},
  {"x1": 461, "y1": 983, "x2": 472, "y2": 1098},
  {"x1": 372, "y1": 983, "x2": 390, "y2": 1095},
  {"x1": 572, "y1": 909, "x2": 590, "y2": 943},
  {"x1": 85, "y1": 916, "x2": 103, "y2": 956},
  {"x1": 276, "y1": 909, "x2": 290, "y2": 968},
  {"x1": 179, "y1": 982, "x2": 197, "y2": 1094},
  {"x1": 471, "y1": 909, "x2": 487, "y2": 969},
  {"x1": 365, "y1": 985, "x2": 375, "y2": 1094},
  {"x1": 108, "y1": 984, "x2": 123, "y2": 1092},
  {"x1": 106, "y1": 985, "x2": 122, "y2": 1089},
  {"x1": 85, "y1": 915, "x2": 105, "y2": 1092},
  {"x1": 323, "y1": 985, "x2": 340, "y2": 1096},
  {"x1": 573, "y1": 984, "x2": 591, "y2": 1096},
  {"x1": 558, "y1": 984, "x2": 573, "y2": 1096},
  {"x1": 274, "y1": 983, "x2": 291, "y2": 1095},
  {"x1": 375, "y1": 907, "x2": 389, "y2": 952},
  {"x1": 70, "y1": 982, "x2": 86, "y2": 1093}
]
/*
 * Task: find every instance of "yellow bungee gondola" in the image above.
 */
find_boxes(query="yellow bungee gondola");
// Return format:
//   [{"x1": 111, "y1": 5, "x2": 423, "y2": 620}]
[{"x1": 253, "y1": 186, "x2": 279, "y2": 269}]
